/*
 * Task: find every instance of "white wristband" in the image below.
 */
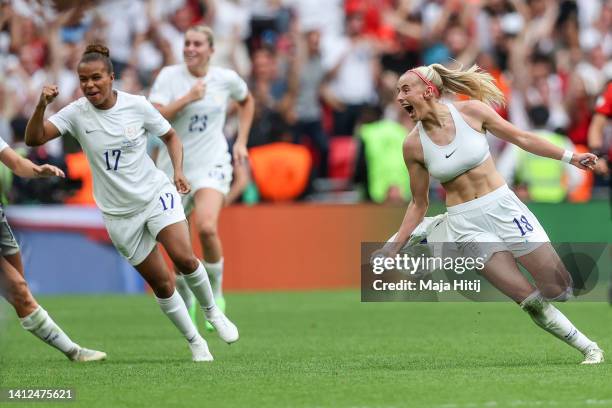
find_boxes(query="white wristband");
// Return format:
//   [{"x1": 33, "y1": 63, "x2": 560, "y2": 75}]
[{"x1": 561, "y1": 150, "x2": 573, "y2": 163}]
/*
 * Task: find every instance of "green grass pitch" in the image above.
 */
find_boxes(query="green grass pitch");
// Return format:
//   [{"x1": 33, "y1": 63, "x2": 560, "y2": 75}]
[{"x1": 1, "y1": 291, "x2": 611, "y2": 408}]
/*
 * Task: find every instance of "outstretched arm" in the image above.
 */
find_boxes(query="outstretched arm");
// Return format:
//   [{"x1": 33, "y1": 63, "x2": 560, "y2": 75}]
[
  {"x1": 470, "y1": 100, "x2": 598, "y2": 170},
  {"x1": 0, "y1": 147, "x2": 64, "y2": 179},
  {"x1": 25, "y1": 85, "x2": 62, "y2": 146}
]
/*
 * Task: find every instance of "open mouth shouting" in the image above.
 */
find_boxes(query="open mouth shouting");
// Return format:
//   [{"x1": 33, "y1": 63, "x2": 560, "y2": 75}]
[{"x1": 402, "y1": 103, "x2": 416, "y2": 117}]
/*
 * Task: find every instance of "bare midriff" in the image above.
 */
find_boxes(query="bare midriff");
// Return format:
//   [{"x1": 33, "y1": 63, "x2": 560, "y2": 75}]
[{"x1": 441, "y1": 157, "x2": 506, "y2": 207}]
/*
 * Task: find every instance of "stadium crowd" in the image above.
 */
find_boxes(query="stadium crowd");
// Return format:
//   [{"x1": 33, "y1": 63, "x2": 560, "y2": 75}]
[{"x1": 0, "y1": 0, "x2": 611, "y2": 204}]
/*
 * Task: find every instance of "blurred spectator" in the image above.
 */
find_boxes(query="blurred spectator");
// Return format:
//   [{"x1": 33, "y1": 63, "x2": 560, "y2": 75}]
[
  {"x1": 247, "y1": 45, "x2": 297, "y2": 146},
  {"x1": 322, "y1": 9, "x2": 380, "y2": 136},
  {"x1": 204, "y1": 0, "x2": 252, "y2": 78},
  {"x1": 497, "y1": 105, "x2": 581, "y2": 203},
  {"x1": 291, "y1": 26, "x2": 330, "y2": 179},
  {"x1": 354, "y1": 105, "x2": 410, "y2": 204},
  {"x1": 92, "y1": 0, "x2": 148, "y2": 79},
  {"x1": 1, "y1": 0, "x2": 610, "y2": 204}
]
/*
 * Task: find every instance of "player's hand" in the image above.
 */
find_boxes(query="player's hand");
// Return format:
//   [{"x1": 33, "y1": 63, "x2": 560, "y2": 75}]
[
  {"x1": 39, "y1": 85, "x2": 59, "y2": 107},
  {"x1": 174, "y1": 172, "x2": 191, "y2": 194},
  {"x1": 572, "y1": 152, "x2": 598, "y2": 170},
  {"x1": 233, "y1": 142, "x2": 249, "y2": 165},
  {"x1": 34, "y1": 164, "x2": 65, "y2": 178},
  {"x1": 188, "y1": 80, "x2": 206, "y2": 102}
]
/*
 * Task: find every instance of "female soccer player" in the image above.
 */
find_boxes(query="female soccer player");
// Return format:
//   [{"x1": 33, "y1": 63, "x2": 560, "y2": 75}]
[
  {"x1": 149, "y1": 24, "x2": 254, "y2": 328},
  {"x1": 25, "y1": 44, "x2": 239, "y2": 362},
  {"x1": 386, "y1": 63, "x2": 603, "y2": 364},
  {"x1": 0, "y1": 137, "x2": 106, "y2": 362}
]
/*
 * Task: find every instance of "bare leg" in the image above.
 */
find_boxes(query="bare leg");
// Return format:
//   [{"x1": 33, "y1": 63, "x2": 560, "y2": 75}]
[
  {"x1": 156, "y1": 221, "x2": 238, "y2": 343},
  {"x1": 134, "y1": 246, "x2": 207, "y2": 357},
  {"x1": 1, "y1": 253, "x2": 105, "y2": 361},
  {"x1": 0, "y1": 253, "x2": 38, "y2": 317},
  {"x1": 193, "y1": 188, "x2": 224, "y2": 263},
  {"x1": 478, "y1": 251, "x2": 535, "y2": 303},
  {"x1": 517, "y1": 243, "x2": 572, "y2": 300},
  {"x1": 479, "y1": 250, "x2": 598, "y2": 359},
  {"x1": 133, "y1": 246, "x2": 176, "y2": 298},
  {"x1": 193, "y1": 189, "x2": 225, "y2": 299},
  {"x1": 156, "y1": 221, "x2": 214, "y2": 309}
]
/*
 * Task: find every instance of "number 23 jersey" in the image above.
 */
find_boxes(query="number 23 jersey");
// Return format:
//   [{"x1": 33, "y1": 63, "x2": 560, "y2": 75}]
[
  {"x1": 149, "y1": 64, "x2": 248, "y2": 178},
  {"x1": 49, "y1": 91, "x2": 172, "y2": 216}
]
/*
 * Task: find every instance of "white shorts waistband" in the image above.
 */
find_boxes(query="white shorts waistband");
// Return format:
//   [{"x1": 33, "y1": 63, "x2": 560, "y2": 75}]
[{"x1": 447, "y1": 184, "x2": 511, "y2": 215}]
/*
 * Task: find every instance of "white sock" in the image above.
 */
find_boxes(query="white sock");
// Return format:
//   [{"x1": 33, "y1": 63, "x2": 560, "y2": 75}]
[
  {"x1": 175, "y1": 274, "x2": 195, "y2": 310},
  {"x1": 183, "y1": 261, "x2": 216, "y2": 310},
  {"x1": 521, "y1": 291, "x2": 595, "y2": 353},
  {"x1": 204, "y1": 258, "x2": 224, "y2": 299},
  {"x1": 20, "y1": 306, "x2": 77, "y2": 355},
  {"x1": 155, "y1": 290, "x2": 200, "y2": 343}
]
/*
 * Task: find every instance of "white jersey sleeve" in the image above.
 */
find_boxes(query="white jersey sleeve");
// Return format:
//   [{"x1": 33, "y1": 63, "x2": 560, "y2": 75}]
[
  {"x1": 48, "y1": 101, "x2": 81, "y2": 140},
  {"x1": 0, "y1": 135, "x2": 8, "y2": 153},
  {"x1": 140, "y1": 96, "x2": 171, "y2": 137},
  {"x1": 149, "y1": 67, "x2": 175, "y2": 106},
  {"x1": 227, "y1": 70, "x2": 248, "y2": 102}
]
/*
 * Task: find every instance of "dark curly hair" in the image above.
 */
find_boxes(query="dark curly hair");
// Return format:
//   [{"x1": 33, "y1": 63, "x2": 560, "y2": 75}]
[{"x1": 79, "y1": 44, "x2": 114, "y2": 74}]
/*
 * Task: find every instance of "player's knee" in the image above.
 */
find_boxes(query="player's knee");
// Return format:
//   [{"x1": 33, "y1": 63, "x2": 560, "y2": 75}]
[
  {"x1": 196, "y1": 217, "x2": 217, "y2": 240},
  {"x1": 7, "y1": 279, "x2": 36, "y2": 310},
  {"x1": 151, "y1": 276, "x2": 175, "y2": 298},
  {"x1": 173, "y1": 254, "x2": 199, "y2": 274}
]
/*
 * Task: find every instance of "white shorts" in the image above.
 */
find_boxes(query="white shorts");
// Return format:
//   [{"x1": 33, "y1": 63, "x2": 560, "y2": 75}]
[
  {"x1": 427, "y1": 184, "x2": 550, "y2": 261},
  {"x1": 103, "y1": 182, "x2": 186, "y2": 265},
  {"x1": 182, "y1": 157, "x2": 233, "y2": 216}
]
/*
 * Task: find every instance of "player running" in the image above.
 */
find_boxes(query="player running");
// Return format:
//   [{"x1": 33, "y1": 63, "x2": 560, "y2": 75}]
[
  {"x1": 383, "y1": 63, "x2": 603, "y2": 364},
  {"x1": 149, "y1": 24, "x2": 254, "y2": 329},
  {"x1": 25, "y1": 44, "x2": 238, "y2": 362},
  {"x1": 0, "y1": 136, "x2": 106, "y2": 362}
]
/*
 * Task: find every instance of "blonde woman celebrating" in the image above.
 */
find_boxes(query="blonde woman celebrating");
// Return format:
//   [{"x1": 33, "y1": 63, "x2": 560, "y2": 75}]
[{"x1": 386, "y1": 63, "x2": 603, "y2": 364}]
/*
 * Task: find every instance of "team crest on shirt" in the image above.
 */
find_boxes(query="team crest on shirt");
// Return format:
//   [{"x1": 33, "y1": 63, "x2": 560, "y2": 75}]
[
  {"x1": 121, "y1": 126, "x2": 140, "y2": 150},
  {"x1": 124, "y1": 126, "x2": 137, "y2": 140}
]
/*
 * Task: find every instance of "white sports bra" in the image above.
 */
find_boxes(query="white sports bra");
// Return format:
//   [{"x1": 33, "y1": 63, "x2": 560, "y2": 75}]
[{"x1": 417, "y1": 102, "x2": 490, "y2": 183}]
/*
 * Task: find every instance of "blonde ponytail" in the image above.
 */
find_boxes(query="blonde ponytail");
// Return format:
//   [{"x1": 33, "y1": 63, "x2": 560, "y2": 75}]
[{"x1": 413, "y1": 64, "x2": 506, "y2": 107}]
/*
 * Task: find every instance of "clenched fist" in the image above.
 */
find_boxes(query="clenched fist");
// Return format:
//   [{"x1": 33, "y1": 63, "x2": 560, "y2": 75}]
[
  {"x1": 187, "y1": 80, "x2": 206, "y2": 102},
  {"x1": 39, "y1": 85, "x2": 59, "y2": 107}
]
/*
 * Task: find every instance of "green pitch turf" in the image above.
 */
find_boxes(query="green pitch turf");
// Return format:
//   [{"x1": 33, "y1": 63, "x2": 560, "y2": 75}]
[{"x1": 1, "y1": 291, "x2": 611, "y2": 408}]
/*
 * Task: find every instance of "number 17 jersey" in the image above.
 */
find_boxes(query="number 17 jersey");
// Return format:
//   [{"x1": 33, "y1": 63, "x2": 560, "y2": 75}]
[
  {"x1": 149, "y1": 64, "x2": 248, "y2": 180},
  {"x1": 48, "y1": 91, "x2": 172, "y2": 216}
]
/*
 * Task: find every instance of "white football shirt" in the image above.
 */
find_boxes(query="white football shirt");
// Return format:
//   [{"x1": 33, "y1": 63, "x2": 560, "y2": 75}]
[
  {"x1": 49, "y1": 90, "x2": 172, "y2": 216},
  {"x1": 149, "y1": 64, "x2": 248, "y2": 180}
]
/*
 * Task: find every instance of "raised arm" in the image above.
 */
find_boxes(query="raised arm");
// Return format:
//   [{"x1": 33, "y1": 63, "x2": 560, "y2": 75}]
[
  {"x1": 25, "y1": 85, "x2": 62, "y2": 146},
  {"x1": 469, "y1": 100, "x2": 598, "y2": 170},
  {"x1": 383, "y1": 131, "x2": 430, "y2": 256},
  {"x1": 160, "y1": 128, "x2": 190, "y2": 194},
  {"x1": 0, "y1": 146, "x2": 64, "y2": 179}
]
